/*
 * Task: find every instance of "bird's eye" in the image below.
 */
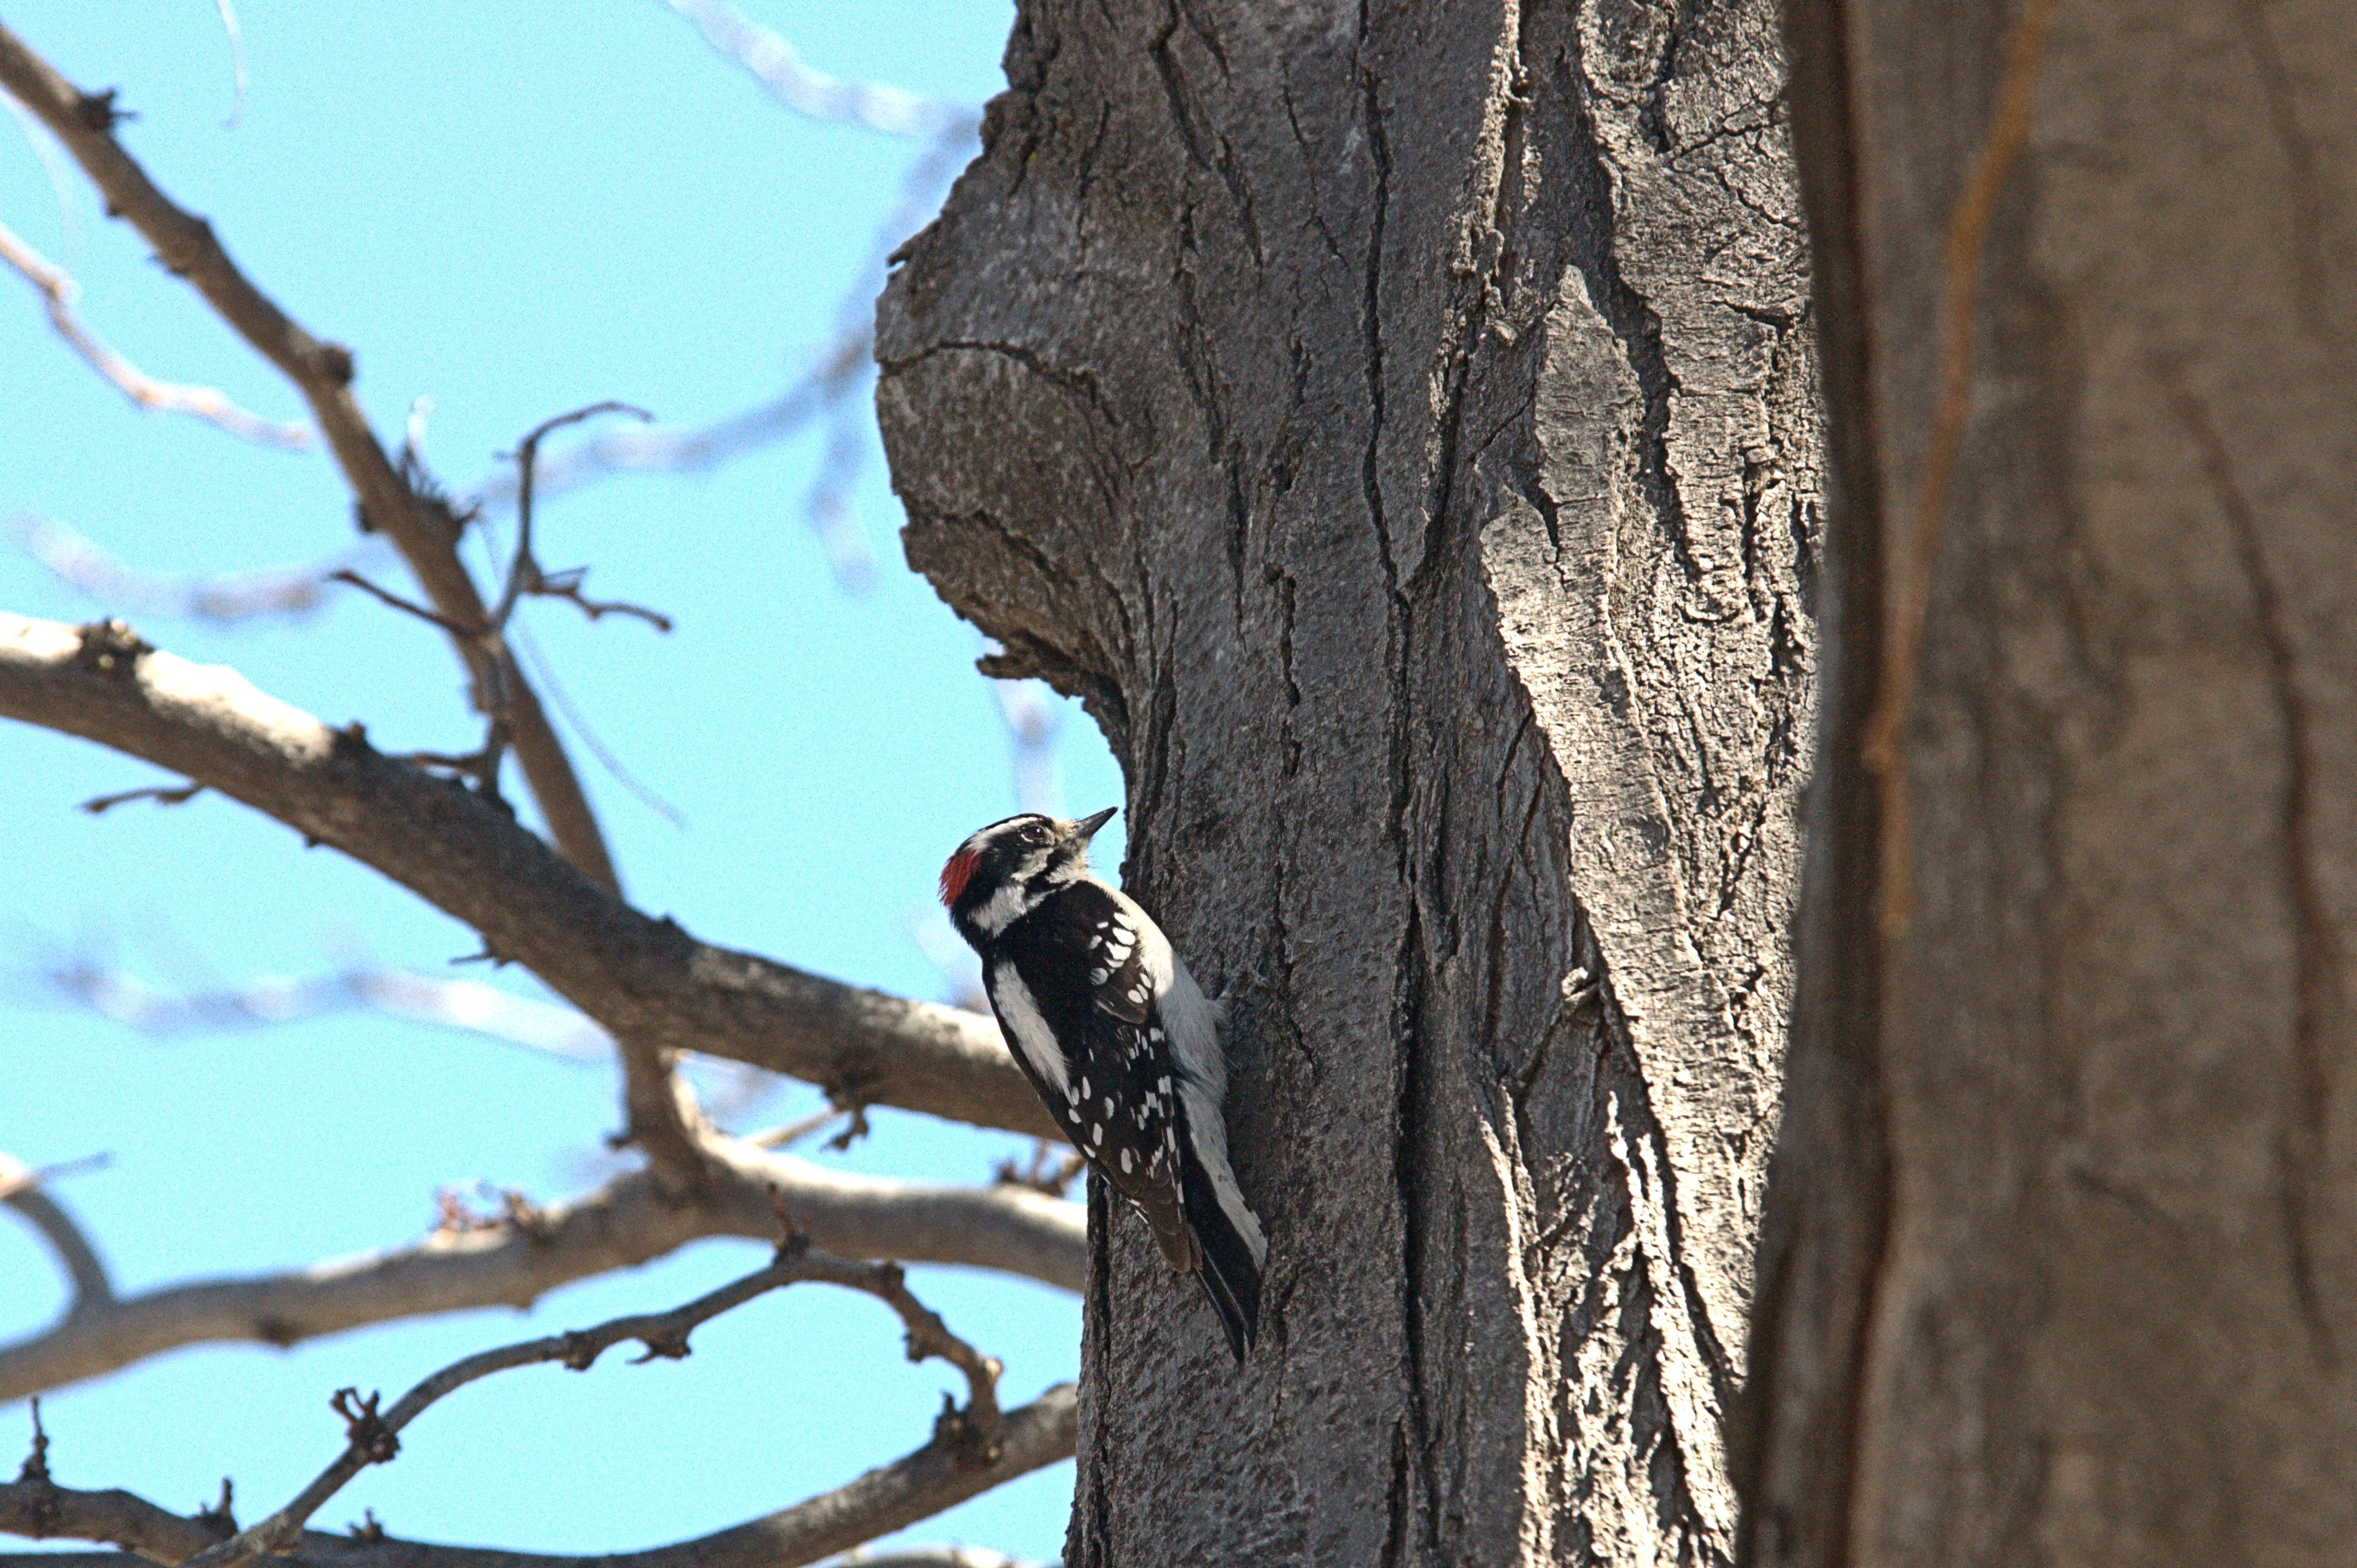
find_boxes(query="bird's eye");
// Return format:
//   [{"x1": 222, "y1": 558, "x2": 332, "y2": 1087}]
[{"x1": 1019, "y1": 822, "x2": 1052, "y2": 846}]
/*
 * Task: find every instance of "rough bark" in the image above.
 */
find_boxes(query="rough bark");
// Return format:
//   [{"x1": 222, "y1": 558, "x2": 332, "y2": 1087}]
[
  {"x1": 876, "y1": 0, "x2": 1819, "y2": 1560},
  {"x1": 1743, "y1": 1, "x2": 2357, "y2": 1564}
]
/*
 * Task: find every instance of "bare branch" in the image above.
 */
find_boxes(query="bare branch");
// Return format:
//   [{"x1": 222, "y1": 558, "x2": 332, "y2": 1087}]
[
  {"x1": 0, "y1": 20, "x2": 620, "y2": 895},
  {"x1": 21, "y1": 935, "x2": 610, "y2": 1061},
  {"x1": 3, "y1": 514, "x2": 376, "y2": 624},
  {"x1": 0, "y1": 1146, "x2": 1082, "y2": 1405},
  {"x1": 658, "y1": 0, "x2": 981, "y2": 138},
  {"x1": 511, "y1": 622, "x2": 687, "y2": 829},
  {"x1": 458, "y1": 103, "x2": 973, "y2": 594},
  {"x1": 0, "y1": 612, "x2": 1054, "y2": 1142},
  {"x1": 993, "y1": 1144, "x2": 1087, "y2": 1200},
  {"x1": 813, "y1": 1553, "x2": 1049, "y2": 1568},
  {"x1": 0, "y1": 1155, "x2": 113, "y2": 1311},
  {"x1": 324, "y1": 571, "x2": 474, "y2": 639},
  {"x1": 0, "y1": 218, "x2": 308, "y2": 448},
  {"x1": 207, "y1": 0, "x2": 249, "y2": 128},
  {"x1": 0, "y1": 1384, "x2": 1075, "y2": 1568},
  {"x1": 186, "y1": 1239, "x2": 1005, "y2": 1568},
  {"x1": 466, "y1": 326, "x2": 871, "y2": 511},
  {"x1": 0, "y1": 86, "x2": 83, "y2": 254},
  {"x1": 495, "y1": 402, "x2": 656, "y2": 630}
]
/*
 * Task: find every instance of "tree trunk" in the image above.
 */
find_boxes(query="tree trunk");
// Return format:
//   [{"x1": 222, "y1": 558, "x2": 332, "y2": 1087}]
[
  {"x1": 876, "y1": 1, "x2": 1818, "y2": 1560},
  {"x1": 1742, "y1": 1, "x2": 2357, "y2": 1564}
]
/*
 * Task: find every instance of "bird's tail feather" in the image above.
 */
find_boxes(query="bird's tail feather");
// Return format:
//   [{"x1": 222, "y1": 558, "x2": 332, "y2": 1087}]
[{"x1": 1183, "y1": 1160, "x2": 1263, "y2": 1363}]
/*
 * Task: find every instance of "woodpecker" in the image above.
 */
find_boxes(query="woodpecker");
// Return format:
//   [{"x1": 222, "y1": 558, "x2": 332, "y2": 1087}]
[{"x1": 942, "y1": 808, "x2": 1265, "y2": 1361}]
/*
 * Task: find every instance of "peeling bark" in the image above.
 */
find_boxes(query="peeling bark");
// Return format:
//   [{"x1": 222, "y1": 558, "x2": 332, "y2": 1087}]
[{"x1": 877, "y1": 0, "x2": 1818, "y2": 1560}]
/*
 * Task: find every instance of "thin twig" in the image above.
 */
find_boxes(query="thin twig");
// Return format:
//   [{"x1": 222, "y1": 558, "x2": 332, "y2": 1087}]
[
  {"x1": 4, "y1": 513, "x2": 377, "y2": 623},
  {"x1": 748, "y1": 1107, "x2": 851, "y2": 1148},
  {"x1": 324, "y1": 570, "x2": 474, "y2": 638},
  {"x1": 0, "y1": 86, "x2": 83, "y2": 259},
  {"x1": 0, "y1": 1154, "x2": 113, "y2": 1310},
  {"x1": 180, "y1": 1243, "x2": 1006, "y2": 1568},
  {"x1": 0, "y1": 217, "x2": 308, "y2": 448},
  {"x1": 78, "y1": 781, "x2": 200, "y2": 815},
  {"x1": 808, "y1": 406, "x2": 875, "y2": 591},
  {"x1": 658, "y1": 0, "x2": 982, "y2": 138},
  {"x1": 468, "y1": 326, "x2": 870, "y2": 510},
  {"x1": 513, "y1": 620, "x2": 689, "y2": 828},
  {"x1": 497, "y1": 401, "x2": 655, "y2": 629},
  {"x1": 19, "y1": 918, "x2": 674, "y2": 1064},
  {"x1": 1, "y1": 1386, "x2": 1077, "y2": 1568},
  {"x1": 1860, "y1": 0, "x2": 2057, "y2": 937},
  {"x1": 458, "y1": 108, "x2": 975, "y2": 592},
  {"x1": 0, "y1": 19, "x2": 621, "y2": 893},
  {"x1": 208, "y1": 0, "x2": 249, "y2": 128},
  {"x1": 527, "y1": 566, "x2": 673, "y2": 630},
  {"x1": 994, "y1": 1143, "x2": 1087, "y2": 1198},
  {"x1": 991, "y1": 671, "x2": 1066, "y2": 816},
  {"x1": 0, "y1": 1152, "x2": 109, "y2": 1203},
  {"x1": 16, "y1": 1400, "x2": 46, "y2": 1483}
]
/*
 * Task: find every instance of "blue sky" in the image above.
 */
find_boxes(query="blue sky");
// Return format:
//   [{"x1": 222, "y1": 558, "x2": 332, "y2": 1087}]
[{"x1": 0, "y1": 3, "x2": 1109, "y2": 1560}]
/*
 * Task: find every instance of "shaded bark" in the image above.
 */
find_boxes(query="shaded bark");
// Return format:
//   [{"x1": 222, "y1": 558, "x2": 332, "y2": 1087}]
[
  {"x1": 1744, "y1": 1, "x2": 2357, "y2": 1564},
  {"x1": 877, "y1": 0, "x2": 1819, "y2": 1560}
]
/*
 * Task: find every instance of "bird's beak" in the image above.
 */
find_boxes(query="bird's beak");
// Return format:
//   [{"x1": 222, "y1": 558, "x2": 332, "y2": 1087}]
[{"x1": 1073, "y1": 806, "x2": 1118, "y2": 843}]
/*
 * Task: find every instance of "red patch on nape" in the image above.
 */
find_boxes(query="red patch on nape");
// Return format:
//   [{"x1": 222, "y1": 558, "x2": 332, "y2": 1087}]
[{"x1": 940, "y1": 849, "x2": 980, "y2": 908}]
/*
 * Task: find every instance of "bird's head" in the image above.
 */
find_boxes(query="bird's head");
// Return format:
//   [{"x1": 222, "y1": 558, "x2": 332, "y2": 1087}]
[{"x1": 941, "y1": 807, "x2": 1118, "y2": 940}]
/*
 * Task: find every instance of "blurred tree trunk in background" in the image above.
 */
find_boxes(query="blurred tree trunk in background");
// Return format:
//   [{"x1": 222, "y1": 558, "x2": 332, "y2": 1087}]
[
  {"x1": 877, "y1": 0, "x2": 1818, "y2": 1560},
  {"x1": 1742, "y1": 1, "x2": 2357, "y2": 1564}
]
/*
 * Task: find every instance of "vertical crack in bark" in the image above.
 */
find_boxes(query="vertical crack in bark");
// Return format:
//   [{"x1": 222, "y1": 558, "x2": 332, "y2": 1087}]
[
  {"x1": 1633, "y1": 0, "x2": 1691, "y2": 157},
  {"x1": 1074, "y1": 1173, "x2": 1117, "y2": 1568},
  {"x1": 1393, "y1": 936, "x2": 1441, "y2": 1564},
  {"x1": 1358, "y1": 4, "x2": 1396, "y2": 594},
  {"x1": 2172, "y1": 382, "x2": 2338, "y2": 1365},
  {"x1": 1172, "y1": 198, "x2": 1253, "y2": 634},
  {"x1": 1558, "y1": 54, "x2": 1701, "y2": 589},
  {"x1": 1358, "y1": 12, "x2": 1450, "y2": 1556},
  {"x1": 1599, "y1": 987, "x2": 1742, "y2": 1558},
  {"x1": 1602, "y1": 1078, "x2": 1732, "y2": 1568},
  {"x1": 883, "y1": 0, "x2": 1816, "y2": 1557},
  {"x1": 1417, "y1": 0, "x2": 1535, "y2": 584},
  {"x1": 2227, "y1": 0, "x2": 2328, "y2": 325},
  {"x1": 1380, "y1": 1414, "x2": 1415, "y2": 1568},
  {"x1": 1151, "y1": 0, "x2": 1265, "y2": 266}
]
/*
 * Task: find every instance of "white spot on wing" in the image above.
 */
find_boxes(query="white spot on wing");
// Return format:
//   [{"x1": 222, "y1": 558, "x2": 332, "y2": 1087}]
[{"x1": 1092, "y1": 880, "x2": 1268, "y2": 1272}]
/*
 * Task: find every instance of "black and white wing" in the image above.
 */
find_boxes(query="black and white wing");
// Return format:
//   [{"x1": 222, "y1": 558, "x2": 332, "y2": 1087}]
[
  {"x1": 983, "y1": 884, "x2": 1197, "y2": 1261},
  {"x1": 982, "y1": 879, "x2": 1265, "y2": 1359}
]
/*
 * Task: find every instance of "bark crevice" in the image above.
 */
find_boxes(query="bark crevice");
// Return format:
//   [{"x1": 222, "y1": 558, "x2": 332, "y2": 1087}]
[{"x1": 878, "y1": 0, "x2": 1817, "y2": 1559}]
